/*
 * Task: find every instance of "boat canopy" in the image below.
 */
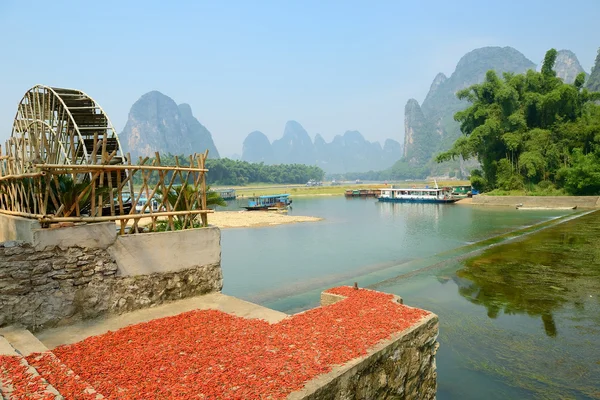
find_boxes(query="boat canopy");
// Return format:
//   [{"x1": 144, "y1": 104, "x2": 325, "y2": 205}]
[
  {"x1": 380, "y1": 188, "x2": 447, "y2": 192},
  {"x1": 258, "y1": 194, "x2": 290, "y2": 199}
]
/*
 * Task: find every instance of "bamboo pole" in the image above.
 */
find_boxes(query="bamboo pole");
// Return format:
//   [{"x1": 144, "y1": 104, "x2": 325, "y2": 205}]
[
  {"x1": 48, "y1": 174, "x2": 62, "y2": 215},
  {"x1": 39, "y1": 209, "x2": 213, "y2": 223},
  {"x1": 43, "y1": 173, "x2": 51, "y2": 216},
  {"x1": 0, "y1": 209, "x2": 46, "y2": 219},
  {"x1": 0, "y1": 172, "x2": 46, "y2": 181},
  {"x1": 97, "y1": 140, "x2": 107, "y2": 217},
  {"x1": 126, "y1": 152, "x2": 135, "y2": 227},
  {"x1": 116, "y1": 164, "x2": 125, "y2": 234},
  {"x1": 63, "y1": 149, "x2": 116, "y2": 217},
  {"x1": 90, "y1": 133, "x2": 99, "y2": 216},
  {"x1": 34, "y1": 164, "x2": 208, "y2": 172},
  {"x1": 131, "y1": 157, "x2": 152, "y2": 233},
  {"x1": 200, "y1": 150, "x2": 208, "y2": 227},
  {"x1": 129, "y1": 156, "x2": 150, "y2": 233},
  {"x1": 154, "y1": 152, "x2": 175, "y2": 232}
]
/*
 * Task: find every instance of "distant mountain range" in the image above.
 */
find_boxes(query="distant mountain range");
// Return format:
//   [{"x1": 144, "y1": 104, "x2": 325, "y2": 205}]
[
  {"x1": 242, "y1": 121, "x2": 401, "y2": 174},
  {"x1": 119, "y1": 92, "x2": 401, "y2": 173},
  {"x1": 119, "y1": 46, "x2": 598, "y2": 176}
]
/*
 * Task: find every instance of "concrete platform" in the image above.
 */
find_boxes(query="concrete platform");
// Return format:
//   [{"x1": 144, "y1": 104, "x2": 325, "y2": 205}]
[
  {"x1": 35, "y1": 292, "x2": 289, "y2": 349},
  {"x1": 0, "y1": 326, "x2": 48, "y2": 356}
]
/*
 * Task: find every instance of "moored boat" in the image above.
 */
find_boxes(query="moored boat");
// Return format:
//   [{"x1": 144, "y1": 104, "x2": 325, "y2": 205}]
[
  {"x1": 244, "y1": 194, "x2": 292, "y2": 211},
  {"x1": 345, "y1": 189, "x2": 381, "y2": 198},
  {"x1": 378, "y1": 186, "x2": 458, "y2": 203},
  {"x1": 215, "y1": 188, "x2": 237, "y2": 200}
]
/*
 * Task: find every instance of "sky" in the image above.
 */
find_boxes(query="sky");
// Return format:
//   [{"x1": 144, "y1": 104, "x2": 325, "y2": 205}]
[{"x1": 0, "y1": 0, "x2": 599, "y2": 157}]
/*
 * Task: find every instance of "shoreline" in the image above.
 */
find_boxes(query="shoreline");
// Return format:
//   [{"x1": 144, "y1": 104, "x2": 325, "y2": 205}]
[
  {"x1": 209, "y1": 210, "x2": 323, "y2": 229},
  {"x1": 118, "y1": 211, "x2": 323, "y2": 230},
  {"x1": 466, "y1": 195, "x2": 600, "y2": 209}
]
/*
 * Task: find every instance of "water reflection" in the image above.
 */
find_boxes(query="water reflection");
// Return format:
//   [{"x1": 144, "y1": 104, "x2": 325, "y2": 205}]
[
  {"x1": 376, "y1": 202, "x2": 453, "y2": 234},
  {"x1": 453, "y1": 211, "x2": 600, "y2": 337}
]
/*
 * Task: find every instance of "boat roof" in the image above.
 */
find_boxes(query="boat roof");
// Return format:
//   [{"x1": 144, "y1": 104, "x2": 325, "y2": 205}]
[
  {"x1": 379, "y1": 187, "x2": 445, "y2": 191},
  {"x1": 258, "y1": 194, "x2": 290, "y2": 199}
]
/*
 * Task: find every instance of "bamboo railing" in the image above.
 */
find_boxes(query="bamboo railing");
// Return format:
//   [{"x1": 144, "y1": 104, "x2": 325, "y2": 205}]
[{"x1": 0, "y1": 145, "x2": 212, "y2": 234}]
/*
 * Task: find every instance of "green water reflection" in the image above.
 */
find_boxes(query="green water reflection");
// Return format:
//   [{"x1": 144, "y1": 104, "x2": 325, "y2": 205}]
[
  {"x1": 456, "y1": 211, "x2": 600, "y2": 338},
  {"x1": 380, "y1": 211, "x2": 600, "y2": 399}
]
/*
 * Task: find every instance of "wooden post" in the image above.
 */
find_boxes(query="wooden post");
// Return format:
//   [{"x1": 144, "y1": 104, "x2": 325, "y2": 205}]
[{"x1": 200, "y1": 150, "x2": 208, "y2": 227}]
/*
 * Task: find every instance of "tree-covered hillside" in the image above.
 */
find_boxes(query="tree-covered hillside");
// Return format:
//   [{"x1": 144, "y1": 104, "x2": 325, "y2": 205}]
[
  {"x1": 586, "y1": 48, "x2": 600, "y2": 92},
  {"x1": 132, "y1": 154, "x2": 325, "y2": 186},
  {"x1": 436, "y1": 49, "x2": 600, "y2": 195}
]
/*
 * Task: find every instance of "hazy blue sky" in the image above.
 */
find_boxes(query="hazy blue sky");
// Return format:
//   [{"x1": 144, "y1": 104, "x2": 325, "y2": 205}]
[{"x1": 1, "y1": 0, "x2": 598, "y2": 156}]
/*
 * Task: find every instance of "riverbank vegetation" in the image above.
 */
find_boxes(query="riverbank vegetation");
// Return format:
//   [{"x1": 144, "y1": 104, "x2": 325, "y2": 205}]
[
  {"x1": 436, "y1": 48, "x2": 600, "y2": 195},
  {"x1": 225, "y1": 180, "x2": 470, "y2": 197},
  {"x1": 131, "y1": 156, "x2": 325, "y2": 186}
]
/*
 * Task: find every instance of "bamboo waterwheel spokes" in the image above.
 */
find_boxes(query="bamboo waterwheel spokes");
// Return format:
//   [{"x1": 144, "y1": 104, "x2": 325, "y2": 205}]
[{"x1": 8, "y1": 85, "x2": 125, "y2": 174}]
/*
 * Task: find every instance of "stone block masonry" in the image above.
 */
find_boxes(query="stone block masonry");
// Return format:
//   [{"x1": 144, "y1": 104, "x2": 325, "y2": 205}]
[
  {"x1": 293, "y1": 316, "x2": 438, "y2": 400},
  {"x1": 292, "y1": 289, "x2": 438, "y2": 400},
  {"x1": 0, "y1": 238, "x2": 223, "y2": 331}
]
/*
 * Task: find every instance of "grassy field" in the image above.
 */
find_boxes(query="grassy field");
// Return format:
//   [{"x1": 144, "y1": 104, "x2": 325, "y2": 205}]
[{"x1": 215, "y1": 180, "x2": 471, "y2": 197}]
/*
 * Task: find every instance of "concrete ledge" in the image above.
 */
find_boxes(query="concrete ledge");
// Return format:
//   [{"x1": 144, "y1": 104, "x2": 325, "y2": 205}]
[
  {"x1": 0, "y1": 214, "x2": 41, "y2": 243},
  {"x1": 0, "y1": 326, "x2": 48, "y2": 357},
  {"x1": 471, "y1": 195, "x2": 600, "y2": 208},
  {"x1": 108, "y1": 226, "x2": 221, "y2": 276},
  {"x1": 32, "y1": 222, "x2": 117, "y2": 251},
  {"x1": 36, "y1": 292, "x2": 288, "y2": 349},
  {"x1": 320, "y1": 291, "x2": 403, "y2": 306},
  {"x1": 320, "y1": 292, "x2": 346, "y2": 307}
]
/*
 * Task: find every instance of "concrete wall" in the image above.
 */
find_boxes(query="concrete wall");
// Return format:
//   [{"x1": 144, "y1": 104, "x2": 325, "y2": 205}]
[
  {"x1": 0, "y1": 214, "x2": 222, "y2": 277},
  {"x1": 471, "y1": 195, "x2": 600, "y2": 208},
  {"x1": 0, "y1": 214, "x2": 41, "y2": 244},
  {"x1": 32, "y1": 222, "x2": 117, "y2": 251},
  {"x1": 108, "y1": 227, "x2": 221, "y2": 276}
]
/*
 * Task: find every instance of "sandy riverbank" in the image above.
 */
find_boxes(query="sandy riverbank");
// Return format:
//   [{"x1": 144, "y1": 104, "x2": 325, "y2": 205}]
[
  {"x1": 209, "y1": 211, "x2": 322, "y2": 228},
  {"x1": 119, "y1": 211, "x2": 323, "y2": 230}
]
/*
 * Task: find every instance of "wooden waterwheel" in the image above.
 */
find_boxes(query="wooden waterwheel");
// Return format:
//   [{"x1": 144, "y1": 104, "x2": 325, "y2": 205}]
[{"x1": 8, "y1": 85, "x2": 125, "y2": 174}]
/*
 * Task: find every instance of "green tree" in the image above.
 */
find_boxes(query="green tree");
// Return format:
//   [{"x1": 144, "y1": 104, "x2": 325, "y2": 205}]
[
  {"x1": 557, "y1": 149, "x2": 600, "y2": 195},
  {"x1": 436, "y1": 48, "x2": 600, "y2": 194}
]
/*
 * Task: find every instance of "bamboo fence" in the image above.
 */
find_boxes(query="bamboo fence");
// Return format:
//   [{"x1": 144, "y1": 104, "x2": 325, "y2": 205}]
[{"x1": 0, "y1": 144, "x2": 213, "y2": 234}]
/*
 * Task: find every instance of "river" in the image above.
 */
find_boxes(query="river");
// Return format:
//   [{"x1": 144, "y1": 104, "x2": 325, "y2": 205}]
[{"x1": 220, "y1": 196, "x2": 599, "y2": 399}]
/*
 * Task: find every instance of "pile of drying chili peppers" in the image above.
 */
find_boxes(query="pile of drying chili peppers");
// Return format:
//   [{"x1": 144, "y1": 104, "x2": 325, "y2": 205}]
[
  {"x1": 26, "y1": 352, "x2": 101, "y2": 399},
  {"x1": 29, "y1": 286, "x2": 428, "y2": 399},
  {"x1": 0, "y1": 355, "x2": 56, "y2": 399}
]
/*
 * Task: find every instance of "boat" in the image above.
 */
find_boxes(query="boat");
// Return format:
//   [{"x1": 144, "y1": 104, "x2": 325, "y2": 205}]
[
  {"x1": 243, "y1": 194, "x2": 292, "y2": 211},
  {"x1": 214, "y1": 188, "x2": 236, "y2": 200},
  {"x1": 378, "y1": 182, "x2": 458, "y2": 204},
  {"x1": 345, "y1": 189, "x2": 381, "y2": 198}
]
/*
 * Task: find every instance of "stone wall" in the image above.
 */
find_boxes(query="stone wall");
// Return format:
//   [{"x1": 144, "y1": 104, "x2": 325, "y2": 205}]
[
  {"x1": 290, "y1": 299, "x2": 438, "y2": 400},
  {"x1": 471, "y1": 195, "x2": 600, "y2": 208},
  {"x1": 0, "y1": 240, "x2": 223, "y2": 332}
]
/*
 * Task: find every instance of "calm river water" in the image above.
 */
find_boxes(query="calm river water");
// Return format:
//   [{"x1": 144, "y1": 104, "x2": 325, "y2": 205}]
[{"x1": 220, "y1": 197, "x2": 600, "y2": 399}]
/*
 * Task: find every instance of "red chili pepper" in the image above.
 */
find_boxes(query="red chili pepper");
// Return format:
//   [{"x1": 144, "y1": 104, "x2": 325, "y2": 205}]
[{"x1": 18, "y1": 286, "x2": 428, "y2": 399}]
